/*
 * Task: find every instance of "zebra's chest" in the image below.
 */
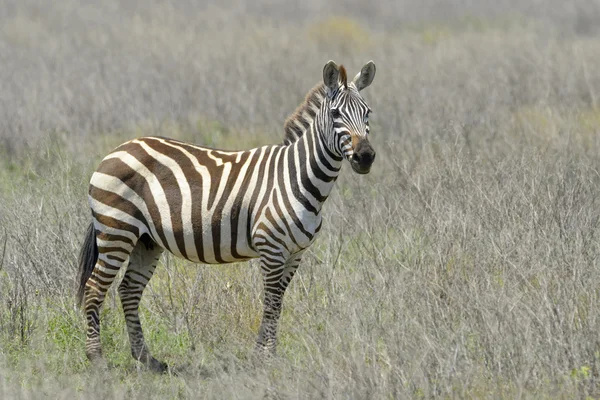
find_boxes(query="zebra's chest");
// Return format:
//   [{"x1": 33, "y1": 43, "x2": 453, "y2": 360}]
[
  {"x1": 296, "y1": 209, "x2": 323, "y2": 244},
  {"x1": 294, "y1": 210, "x2": 324, "y2": 253},
  {"x1": 255, "y1": 204, "x2": 323, "y2": 254}
]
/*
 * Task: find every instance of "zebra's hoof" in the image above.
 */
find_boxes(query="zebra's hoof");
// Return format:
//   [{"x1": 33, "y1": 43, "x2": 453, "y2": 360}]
[
  {"x1": 86, "y1": 352, "x2": 108, "y2": 370},
  {"x1": 253, "y1": 344, "x2": 277, "y2": 365},
  {"x1": 148, "y1": 357, "x2": 169, "y2": 374}
]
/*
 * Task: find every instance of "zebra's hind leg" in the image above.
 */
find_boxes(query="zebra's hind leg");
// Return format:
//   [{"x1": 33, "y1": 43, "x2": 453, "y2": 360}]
[
  {"x1": 83, "y1": 231, "x2": 135, "y2": 364},
  {"x1": 256, "y1": 251, "x2": 304, "y2": 356},
  {"x1": 118, "y1": 235, "x2": 166, "y2": 372}
]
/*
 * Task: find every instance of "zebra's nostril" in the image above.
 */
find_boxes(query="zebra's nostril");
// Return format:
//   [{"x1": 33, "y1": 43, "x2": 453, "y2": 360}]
[
  {"x1": 362, "y1": 151, "x2": 375, "y2": 164},
  {"x1": 355, "y1": 151, "x2": 374, "y2": 165}
]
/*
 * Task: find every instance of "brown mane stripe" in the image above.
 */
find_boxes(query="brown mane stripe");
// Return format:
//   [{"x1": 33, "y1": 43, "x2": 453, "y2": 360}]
[
  {"x1": 283, "y1": 84, "x2": 327, "y2": 145},
  {"x1": 339, "y1": 65, "x2": 348, "y2": 89}
]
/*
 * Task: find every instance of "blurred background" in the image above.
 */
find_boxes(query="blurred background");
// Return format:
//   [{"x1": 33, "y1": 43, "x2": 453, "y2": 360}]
[{"x1": 1, "y1": 0, "x2": 600, "y2": 398}]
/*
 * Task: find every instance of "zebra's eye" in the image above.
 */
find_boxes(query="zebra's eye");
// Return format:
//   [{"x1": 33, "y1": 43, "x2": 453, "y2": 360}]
[
  {"x1": 364, "y1": 113, "x2": 369, "y2": 123},
  {"x1": 331, "y1": 108, "x2": 341, "y2": 118}
]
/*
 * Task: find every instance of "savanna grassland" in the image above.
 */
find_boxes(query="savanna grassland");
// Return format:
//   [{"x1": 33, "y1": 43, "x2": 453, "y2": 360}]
[{"x1": 2, "y1": 0, "x2": 600, "y2": 398}]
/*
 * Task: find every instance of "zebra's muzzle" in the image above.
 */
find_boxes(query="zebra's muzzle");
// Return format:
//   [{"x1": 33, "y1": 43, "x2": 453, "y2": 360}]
[
  {"x1": 350, "y1": 141, "x2": 376, "y2": 174},
  {"x1": 350, "y1": 158, "x2": 372, "y2": 174}
]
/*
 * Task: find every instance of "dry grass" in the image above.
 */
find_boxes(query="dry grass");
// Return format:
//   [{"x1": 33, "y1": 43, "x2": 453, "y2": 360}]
[{"x1": 2, "y1": 0, "x2": 600, "y2": 398}]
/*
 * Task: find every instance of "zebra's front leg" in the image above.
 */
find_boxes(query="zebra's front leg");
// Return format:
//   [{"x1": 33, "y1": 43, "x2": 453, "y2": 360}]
[{"x1": 256, "y1": 251, "x2": 303, "y2": 356}]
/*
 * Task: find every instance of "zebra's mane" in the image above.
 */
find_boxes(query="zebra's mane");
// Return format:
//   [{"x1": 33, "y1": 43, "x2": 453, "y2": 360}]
[{"x1": 283, "y1": 83, "x2": 327, "y2": 145}]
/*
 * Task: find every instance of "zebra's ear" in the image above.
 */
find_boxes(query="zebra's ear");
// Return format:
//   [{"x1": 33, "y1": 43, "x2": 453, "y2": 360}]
[
  {"x1": 323, "y1": 60, "x2": 340, "y2": 98},
  {"x1": 353, "y1": 61, "x2": 376, "y2": 91}
]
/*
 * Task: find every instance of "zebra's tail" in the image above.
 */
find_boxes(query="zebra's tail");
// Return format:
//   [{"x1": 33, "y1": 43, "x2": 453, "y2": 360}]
[{"x1": 76, "y1": 222, "x2": 98, "y2": 307}]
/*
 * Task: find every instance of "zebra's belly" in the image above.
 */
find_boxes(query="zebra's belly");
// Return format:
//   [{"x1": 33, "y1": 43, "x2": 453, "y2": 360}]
[{"x1": 155, "y1": 217, "x2": 260, "y2": 265}]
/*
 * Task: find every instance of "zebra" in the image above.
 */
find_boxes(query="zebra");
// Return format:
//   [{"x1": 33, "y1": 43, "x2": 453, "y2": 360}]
[{"x1": 77, "y1": 60, "x2": 377, "y2": 372}]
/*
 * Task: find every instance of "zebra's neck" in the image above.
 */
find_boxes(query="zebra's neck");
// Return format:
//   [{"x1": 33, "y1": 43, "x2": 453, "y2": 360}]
[{"x1": 283, "y1": 109, "x2": 343, "y2": 213}]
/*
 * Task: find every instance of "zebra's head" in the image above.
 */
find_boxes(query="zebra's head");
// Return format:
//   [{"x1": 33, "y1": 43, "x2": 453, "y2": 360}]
[{"x1": 323, "y1": 60, "x2": 376, "y2": 174}]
